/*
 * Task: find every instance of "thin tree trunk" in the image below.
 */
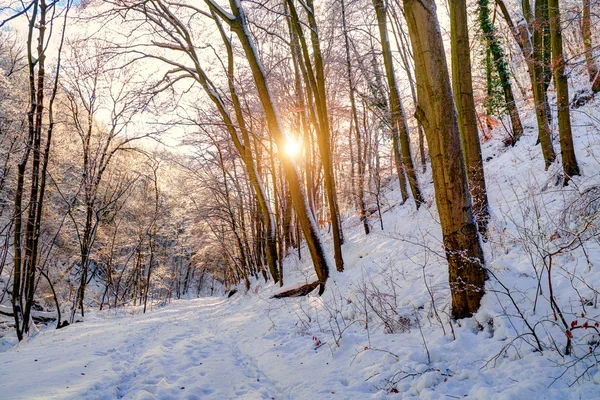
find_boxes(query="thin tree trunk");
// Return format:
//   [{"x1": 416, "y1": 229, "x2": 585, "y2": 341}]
[
  {"x1": 373, "y1": 0, "x2": 423, "y2": 208},
  {"x1": 548, "y1": 0, "x2": 580, "y2": 183},
  {"x1": 582, "y1": 0, "x2": 600, "y2": 92},
  {"x1": 449, "y1": 0, "x2": 490, "y2": 236},
  {"x1": 341, "y1": 0, "x2": 369, "y2": 235}
]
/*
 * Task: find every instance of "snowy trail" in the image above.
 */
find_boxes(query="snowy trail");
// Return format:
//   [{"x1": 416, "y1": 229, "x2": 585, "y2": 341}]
[{"x1": 0, "y1": 298, "x2": 285, "y2": 400}]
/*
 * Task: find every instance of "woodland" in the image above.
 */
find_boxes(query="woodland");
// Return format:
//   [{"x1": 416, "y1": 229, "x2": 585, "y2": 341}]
[{"x1": 1, "y1": 0, "x2": 600, "y2": 398}]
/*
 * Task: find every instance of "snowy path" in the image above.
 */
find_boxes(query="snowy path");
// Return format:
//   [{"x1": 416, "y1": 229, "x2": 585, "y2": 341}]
[{"x1": 0, "y1": 299, "x2": 287, "y2": 400}]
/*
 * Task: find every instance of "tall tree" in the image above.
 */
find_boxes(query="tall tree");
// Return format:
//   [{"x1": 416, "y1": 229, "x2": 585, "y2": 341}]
[
  {"x1": 373, "y1": 0, "x2": 423, "y2": 208},
  {"x1": 449, "y1": 0, "x2": 489, "y2": 236},
  {"x1": 403, "y1": 0, "x2": 487, "y2": 318},
  {"x1": 10, "y1": 0, "x2": 71, "y2": 341},
  {"x1": 206, "y1": 0, "x2": 331, "y2": 292},
  {"x1": 286, "y1": 0, "x2": 345, "y2": 271},
  {"x1": 548, "y1": 0, "x2": 580, "y2": 183},
  {"x1": 341, "y1": 0, "x2": 370, "y2": 235}
]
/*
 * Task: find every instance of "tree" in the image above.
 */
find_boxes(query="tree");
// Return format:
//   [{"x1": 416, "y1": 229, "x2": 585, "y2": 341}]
[
  {"x1": 9, "y1": 0, "x2": 71, "y2": 340},
  {"x1": 403, "y1": 0, "x2": 487, "y2": 319},
  {"x1": 60, "y1": 40, "x2": 153, "y2": 321},
  {"x1": 449, "y1": 0, "x2": 489, "y2": 236},
  {"x1": 285, "y1": 0, "x2": 345, "y2": 271},
  {"x1": 341, "y1": 0, "x2": 369, "y2": 235},
  {"x1": 373, "y1": 0, "x2": 423, "y2": 208},
  {"x1": 495, "y1": 0, "x2": 556, "y2": 168},
  {"x1": 548, "y1": 0, "x2": 580, "y2": 183}
]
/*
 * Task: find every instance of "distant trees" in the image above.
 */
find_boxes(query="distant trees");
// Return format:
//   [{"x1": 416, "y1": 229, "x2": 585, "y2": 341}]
[{"x1": 60, "y1": 39, "x2": 153, "y2": 321}]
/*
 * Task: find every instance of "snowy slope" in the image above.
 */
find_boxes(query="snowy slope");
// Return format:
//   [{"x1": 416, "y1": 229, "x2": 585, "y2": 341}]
[{"x1": 3, "y1": 98, "x2": 600, "y2": 399}]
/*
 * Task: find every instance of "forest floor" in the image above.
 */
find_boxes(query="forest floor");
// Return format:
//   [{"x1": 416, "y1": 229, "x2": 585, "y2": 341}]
[{"x1": 4, "y1": 95, "x2": 600, "y2": 399}]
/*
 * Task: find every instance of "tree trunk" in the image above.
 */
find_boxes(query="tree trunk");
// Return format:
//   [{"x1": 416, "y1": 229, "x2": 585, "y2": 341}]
[
  {"x1": 342, "y1": 0, "x2": 370, "y2": 235},
  {"x1": 403, "y1": 0, "x2": 487, "y2": 319},
  {"x1": 373, "y1": 0, "x2": 423, "y2": 208},
  {"x1": 449, "y1": 0, "x2": 490, "y2": 236},
  {"x1": 582, "y1": 0, "x2": 600, "y2": 92},
  {"x1": 286, "y1": 0, "x2": 345, "y2": 272},
  {"x1": 548, "y1": 0, "x2": 580, "y2": 183}
]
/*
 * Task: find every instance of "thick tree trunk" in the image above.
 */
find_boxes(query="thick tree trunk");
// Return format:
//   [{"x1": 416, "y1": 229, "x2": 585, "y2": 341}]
[
  {"x1": 548, "y1": 0, "x2": 580, "y2": 183},
  {"x1": 373, "y1": 0, "x2": 423, "y2": 209},
  {"x1": 403, "y1": 0, "x2": 487, "y2": 319},
  {"x1": 449, "y1": 0, "x2": 490, "y2": 236}
]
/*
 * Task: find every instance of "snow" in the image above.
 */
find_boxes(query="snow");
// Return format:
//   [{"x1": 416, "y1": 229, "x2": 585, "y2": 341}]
[{"x1": 4, "y1": 85, "x2": 600, "y2": 399}]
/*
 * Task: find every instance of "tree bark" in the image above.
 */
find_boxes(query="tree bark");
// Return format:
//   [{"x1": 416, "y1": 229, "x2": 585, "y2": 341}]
[
  {"x1": 582, "y1": 0, "x2": 600, "y2": 92},
  {"x1": 403, "y1": 0, "x2": 487, "y2": 319},
  {"x1": 449, "y1": 0, "x2": 490, "y2": 236},
  {"x1": 373, "y1": 0, "x2": 423, "y2": 208},
  {"x1": 548, "y1": 0, "x2": 580, "y2": 183}
]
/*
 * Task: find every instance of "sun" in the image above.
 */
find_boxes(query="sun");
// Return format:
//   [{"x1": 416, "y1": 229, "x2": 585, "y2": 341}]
[{"x1": 284, "y1": 137, "x2": 301, "y2": 158}]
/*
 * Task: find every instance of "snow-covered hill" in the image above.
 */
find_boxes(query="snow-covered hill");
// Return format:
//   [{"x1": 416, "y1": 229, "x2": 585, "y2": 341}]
[{"x1": 3, "y1": 96, "x2": 600, "y2": 399}]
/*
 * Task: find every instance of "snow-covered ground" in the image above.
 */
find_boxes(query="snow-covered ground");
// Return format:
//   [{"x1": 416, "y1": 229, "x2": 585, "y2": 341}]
[{"x1": 3, "y1": 98, "x2": 600, "y2": 399}]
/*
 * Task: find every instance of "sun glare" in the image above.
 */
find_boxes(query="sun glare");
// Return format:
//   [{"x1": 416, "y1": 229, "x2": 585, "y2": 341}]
[{"x1": 284, "y1": 137, "x2": 301, "y2": 158}]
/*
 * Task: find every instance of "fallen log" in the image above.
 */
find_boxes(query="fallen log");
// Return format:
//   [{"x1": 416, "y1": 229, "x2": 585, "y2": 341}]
[
  {"x1": 0, "y1": 306, "x2": 57, "y2": 324},
  {"x1": 271, "y1": 281, "x2": 321, "y2": 299}
]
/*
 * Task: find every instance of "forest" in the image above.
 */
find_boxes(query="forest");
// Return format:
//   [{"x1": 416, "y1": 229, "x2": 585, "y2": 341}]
[{"x1": 1, "y1": 0, "x2": 600, "y2": 398}]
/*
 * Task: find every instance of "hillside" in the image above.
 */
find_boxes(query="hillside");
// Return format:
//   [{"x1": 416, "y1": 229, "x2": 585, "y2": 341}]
[{"x1": 2, "y1": 95, "x2": 600, "y2": 399}]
